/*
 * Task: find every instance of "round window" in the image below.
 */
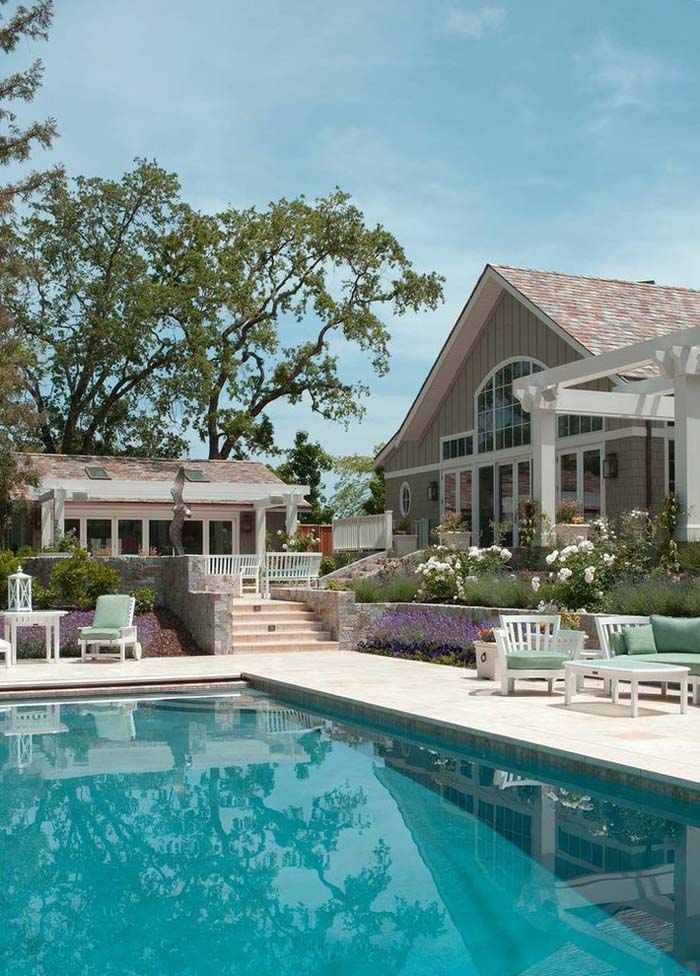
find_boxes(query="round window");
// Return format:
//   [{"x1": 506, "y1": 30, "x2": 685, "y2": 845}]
[{"x1": 399, "y1": 481, "x2": 411, "y2": 517}]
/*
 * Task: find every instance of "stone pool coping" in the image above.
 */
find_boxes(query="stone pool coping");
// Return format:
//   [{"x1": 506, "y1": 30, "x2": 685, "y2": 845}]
[{"x1": 0, "y1": 651, "x2": 699, "y2": 800}]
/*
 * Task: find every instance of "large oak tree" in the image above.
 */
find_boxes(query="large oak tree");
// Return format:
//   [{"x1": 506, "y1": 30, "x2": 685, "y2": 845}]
[{"x1": 13, "y1": 160, "x2": 444, "y2": 458}]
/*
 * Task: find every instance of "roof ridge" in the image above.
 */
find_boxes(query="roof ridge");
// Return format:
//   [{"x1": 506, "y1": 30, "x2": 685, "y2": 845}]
[
  {"x1": 492, "y1": 263, "x2": 700, "y2": 295},
  {"x1": 16, "y1": 451, "x2": 266, "y2": 465}
]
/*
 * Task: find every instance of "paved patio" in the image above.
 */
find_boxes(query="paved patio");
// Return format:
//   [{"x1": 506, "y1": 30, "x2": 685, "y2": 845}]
[{"x1": 0, "y1": 651, "x2": 698, "y2": 793}]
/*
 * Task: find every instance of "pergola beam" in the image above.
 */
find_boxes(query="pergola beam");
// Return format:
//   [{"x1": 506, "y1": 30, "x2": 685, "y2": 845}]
[{"x1": 526, "y1": 388, "x2": 675, "y2": 421}]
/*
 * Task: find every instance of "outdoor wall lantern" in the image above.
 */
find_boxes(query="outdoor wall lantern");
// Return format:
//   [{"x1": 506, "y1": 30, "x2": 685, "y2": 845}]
[
  {"x1": 7, "y1": 566, "x2": 32, "y2": 612},
  {"x1": 603, "y1": 454, "x2": 618, "y2": 479},
  {"x1": 427, "y1": 481, "x2": 439, "y2": 502}
]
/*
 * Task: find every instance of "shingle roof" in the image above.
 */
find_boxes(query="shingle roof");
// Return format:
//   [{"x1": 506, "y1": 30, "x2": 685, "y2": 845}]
[
  {"x1": 20, "y1": 453, "x2": 284, "y2": 485},
  {"x1": 493, "y1": 264, "x2": 700, "y2": 356}
]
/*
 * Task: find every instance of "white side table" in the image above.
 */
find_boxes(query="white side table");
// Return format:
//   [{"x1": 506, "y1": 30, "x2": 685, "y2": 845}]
[
  {"x1": 2, "y1": 611, "x2": 68, "y2": 665},
  {"x1": 564, "y1": 659, "x2": 689, "y2": 718}
]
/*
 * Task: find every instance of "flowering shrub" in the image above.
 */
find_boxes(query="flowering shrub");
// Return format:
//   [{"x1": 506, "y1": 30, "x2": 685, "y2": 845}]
[
  {"x1": 436, "y1": 511, "x2": 467, "y2": 532},
  {"x1": 358, "y1": 607, "x2": 484, "y2": 666},
  {"x1": 276, "y1": 529, "x2": 320, "y2": 552},
  {"x1": 534, "y1": 534, "x2": 617, "y2": 611},
  {"x1": 416, "y1": 545, "x2": 512, "y2": 602}
]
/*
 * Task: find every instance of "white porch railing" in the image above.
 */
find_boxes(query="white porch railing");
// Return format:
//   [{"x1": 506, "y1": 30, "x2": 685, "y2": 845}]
[
  {"x1": 205, "y1": 555, "x2": 263, "y2": 588},
  {"x1": 332, "y1": 511, "x2": 393, "y2": 552}
]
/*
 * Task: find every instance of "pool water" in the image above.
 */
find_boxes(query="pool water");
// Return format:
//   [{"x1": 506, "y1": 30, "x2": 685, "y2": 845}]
[{"x1": 0, "y1": 690, "x2": 696, "y2": 976}]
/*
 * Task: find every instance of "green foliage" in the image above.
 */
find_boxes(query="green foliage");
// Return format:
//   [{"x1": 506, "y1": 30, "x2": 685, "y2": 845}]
[
  {"x1": 131, "y1": 586, "x2": 156, "y2": 614},
  {"x1": 657, "y1": 494, "x2": 681, "y2": 574},
  {"x1": 319, "y1": 552, "x2": 356, "y2": 576},
  {"x1": 457, "y1": 576, "x2": 536, "y2": 610},
  {"x1": 555, "y1": 501, "x2": 583, "y2": 524},
  {"x1": 330, "y1": 453, "x2": 386, "y2": 518},
  {"x1": 0, "y1": 550, "x2": 20, "y2": 608},
  {"x1": 276, "y1": 431, "x2": 333, "y2": 523},
  {"x1": 601, "y1": 578, "x2": 700, "y2": 617},
  {"x1": 517, "y1": 499, "x2": 538, "y2": 548},
  {"x1": 349, "y1": 574, "x2": 420, "y2": 604},
  {"x1": 49, "y1": 548, "x2": 119, "y2": 609}
]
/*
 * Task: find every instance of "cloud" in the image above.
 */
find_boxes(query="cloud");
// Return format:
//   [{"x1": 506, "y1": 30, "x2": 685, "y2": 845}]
[
  {"x1": 446, "y1": 6, "x2": 506, "y2": 39},
  {"x1": 580, "y1": 32, "x2": 681, "y2": 128}
]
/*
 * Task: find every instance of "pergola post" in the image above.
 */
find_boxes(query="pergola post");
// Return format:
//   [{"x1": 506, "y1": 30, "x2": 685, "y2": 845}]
[
  {"x1": 531, "y1": 408, "x2": 556, "y2": 544},
  {"x1": 285, "y1": 494, "x2": 299, "y2": 537},
  {"x1": 254, "y1": 506, "x2": 267, "y2": 554},
  {"x1": 670, "y1": 358, "x2": 700, "y2": 541}
]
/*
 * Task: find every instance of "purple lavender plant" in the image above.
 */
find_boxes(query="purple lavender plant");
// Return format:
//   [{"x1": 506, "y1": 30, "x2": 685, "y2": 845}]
[
  {"x1": 15, "y1": 612, "x2": 159, "y2": 659},
  {"x1": 358, "y1": 607, "x2": 483, "y2": 667}
]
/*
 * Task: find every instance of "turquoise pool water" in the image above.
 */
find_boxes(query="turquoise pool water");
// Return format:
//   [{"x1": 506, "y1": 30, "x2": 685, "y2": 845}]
[{"x1": 0, "y1": 690, "x2": 695, "y2": 975}]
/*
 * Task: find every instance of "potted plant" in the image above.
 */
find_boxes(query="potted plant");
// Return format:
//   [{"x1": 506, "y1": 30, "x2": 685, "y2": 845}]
[
  {"x1": 392, "y1": 517, "x2": 419, "y2": 555},
  {"x1": 555, "y1": 501, "x2": 590, "y2": 544},
  {"x1": 473, "y1": 624, "x2": 500, "y2": 680},
  {"x1": 436, "y1": 511, "x2": 471, "y2": 550}
]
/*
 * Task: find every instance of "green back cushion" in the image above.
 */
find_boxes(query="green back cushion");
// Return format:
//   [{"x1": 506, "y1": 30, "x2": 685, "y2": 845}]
[
  {"x1": 609, "y1": 631, "x2": 628, "y2": 656},
  {"x1": 94, "y1": 594, "x2": 132, "y2": 630},
  {"x1": 651, "y1": 615, "x2": 700, "y2": 654},
  {"x1": 622, "y1": 624, "x2": 657, "y2": 655}
]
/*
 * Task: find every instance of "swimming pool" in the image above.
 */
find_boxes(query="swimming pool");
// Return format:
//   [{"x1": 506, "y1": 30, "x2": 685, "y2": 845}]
[{"x1": 0, "y1": 688, "x2": 695, "y2": 975}]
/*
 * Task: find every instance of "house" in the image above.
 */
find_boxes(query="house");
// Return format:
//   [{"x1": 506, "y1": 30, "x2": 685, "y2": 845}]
[
  {"x1": 10, "y1": 453, "x2": 310, "y2": 555},
  {"x1": 377, "y1": 264, "x2": 700, "y2": 546}
]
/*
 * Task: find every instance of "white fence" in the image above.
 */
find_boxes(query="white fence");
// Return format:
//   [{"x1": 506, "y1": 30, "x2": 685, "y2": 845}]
[{"x1": 332, "y1": 511, "x2": 393, "y2": 552}]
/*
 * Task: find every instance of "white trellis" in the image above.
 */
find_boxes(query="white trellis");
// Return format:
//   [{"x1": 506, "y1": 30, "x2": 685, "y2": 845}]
[{"x1": 513, "y1": 324, "x2": 700, "y2": 542}]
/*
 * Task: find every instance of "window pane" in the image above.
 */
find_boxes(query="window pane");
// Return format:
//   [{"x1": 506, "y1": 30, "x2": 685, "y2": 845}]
[
  {"x1": 64, "y1": 519, "x2": 80, "y2": 544},
  {"x1": 182, "y1": 521, "x2": 204, "y2": 555},
  {"x1": 86, "y1": 519, "x2": 111, "y2": 555},
  {"x1": 498, "y1": 464, "x2": 514, "y2": 546},
  {"x1": 443, "y1": 473, "x2": 456, "y2": 513},
  {"x1": 583, "y1": 450, "x2": 601, "y2": 521},
  {"x1": 560, "y1": 454, "x2": 578, "y2": 508},
  {"x1": 478, "y1": 466, "x2": 495, "y2": 546},
  {"x1": 209, "y1": 521, "x2": 233, "y2": 555},
  {"x1": 149, "y1": 520, "x2": 172, "y2": 556},
  {"x1": 517, "y1": 461, "x2": 531, "y2": 503},
  {"x1": 117, "y1": 519, "x2": 142, "y2": 555},
  {"x1": 459, "y1": 471, "x2": 472, "y2": 530}
]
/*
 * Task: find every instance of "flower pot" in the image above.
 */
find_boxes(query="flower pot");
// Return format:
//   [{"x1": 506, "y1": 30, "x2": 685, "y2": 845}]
[
  {"x1": 474, "y1": 640, "x2": 499, "y2": 680},
  {"x1": 393, "y1": 534, "x2": 419, "y2": 555},
  {"x1": 555, "y1": 523, "x2": 590, "y2": 545},
  {"x1": 437, "y1": 530, "x2": 472, "y2": 550}
]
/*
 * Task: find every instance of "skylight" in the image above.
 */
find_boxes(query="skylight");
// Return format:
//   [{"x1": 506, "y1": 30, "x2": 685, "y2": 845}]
[
  {"x1": 85, "y1": 466, "x2": 111, "y2": 480},
  {"x1": 184, "y1": 468, "x2": 209, "y2": 483}
]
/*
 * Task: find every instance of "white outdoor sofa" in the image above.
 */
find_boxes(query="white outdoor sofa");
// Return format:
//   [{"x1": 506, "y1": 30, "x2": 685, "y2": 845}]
[
  {"x1": 496, "y1": 614, "x2": 587, "y2": 696},
  {"x1": 595, "y1": 614, "x2": 700, "y2": 705}
]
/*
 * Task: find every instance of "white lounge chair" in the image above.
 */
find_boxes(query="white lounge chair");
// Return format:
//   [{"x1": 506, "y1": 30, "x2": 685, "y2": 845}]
[
  {"x1": 497, "y1": 614, "x2": 564, "y2": 696},
  {"x1": 77, "y1": 595, "x2": 141, "y2": 663}
]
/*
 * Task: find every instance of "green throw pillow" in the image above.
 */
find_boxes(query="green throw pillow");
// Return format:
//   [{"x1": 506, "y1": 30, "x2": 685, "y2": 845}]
[
  {"x1": 622, "y1": 624, "x2": 657, "y2": 655},
  {"x1": 609, "y1": 631, "x2": 627, "y2": 656},
  {"x1": 650, "y1": 615, "x2": 700, "y2": 654}
]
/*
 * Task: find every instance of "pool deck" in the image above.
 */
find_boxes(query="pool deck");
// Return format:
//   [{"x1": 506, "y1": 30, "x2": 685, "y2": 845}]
[{"x1": 1, "y1": 651, "x2": 699, "y2": 794}]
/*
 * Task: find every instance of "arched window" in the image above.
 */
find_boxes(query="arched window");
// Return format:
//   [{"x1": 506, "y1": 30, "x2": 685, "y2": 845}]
[
  {"x1": 476, "y1": 359, "x2": 544, "y2": 453},
  {"x1": 399, "y1": 481, "x2": 412, "y2": 517}
]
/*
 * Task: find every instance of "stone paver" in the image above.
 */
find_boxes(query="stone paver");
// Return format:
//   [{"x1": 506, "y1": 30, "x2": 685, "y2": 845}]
[{"x1": 0, "y1": 652, "x2": 698, "y2": 791}]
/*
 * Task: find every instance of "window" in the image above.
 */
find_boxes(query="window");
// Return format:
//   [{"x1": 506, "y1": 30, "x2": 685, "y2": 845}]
[
  {"x1": 459, "y1": 471, "x2": 472, "y2": 530},
  {"x1": 477, "y1": 360, "x2": 542, "y2": 453},
  {"x1": 86, "y1": 519, "x2": 111, "y2": 554},
  {"x1": 85, "y1": 465, "x2": 110, "y2": 480},
  {"x1": 583, "y1": 450, "x2": 601, "y2": 521},
  {"x1": 668, "y1": 439, "x2": 675, "y2": 495},
  {"x1": 64, "y1": 518, "x2": 80, "y2": 543},
  {"x1": 558, "y1": 415, "x2": 604, "y2": 438},
  {"x1": 182, "y1": 521, "x2": 204, "y2": 554},
  {"x1": 117, "y1": 519, "x2": 142, "y2": 555},
  {"x1": 149, "y1": 520, "x2": 172, "y2": 555},
  {"x1": 209, "y1": 520, "x2": 233, "y2": 555},
  {"x1": 399, "y1": 482, "x2": 412, "y2": 517},
  {"x1": 442, "y1": 473, "x2": 456, "y2": 514},
  {"x1": 442, "y1": 434, "x2": 474, "y2": 461},
  {"x1": 560, "y1": 453, "x2": 578, "y2": 508}
]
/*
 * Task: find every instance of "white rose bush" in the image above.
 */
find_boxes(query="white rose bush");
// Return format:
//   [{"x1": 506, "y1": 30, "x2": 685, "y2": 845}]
[
  {"x1": 416, "y1": 545, "x2": 512, "y2": 602},
  {"x1": 534, "y1": 533, "x2": 617, "y2": 611}
]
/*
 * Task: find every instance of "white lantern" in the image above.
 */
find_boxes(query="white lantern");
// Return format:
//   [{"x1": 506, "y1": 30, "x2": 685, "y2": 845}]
[{"x1": 7, "y1": 566, "x2": 32, "y2": 612}]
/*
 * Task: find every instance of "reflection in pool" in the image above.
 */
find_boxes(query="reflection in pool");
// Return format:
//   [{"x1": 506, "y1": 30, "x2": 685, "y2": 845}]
[{"x1": 0, "y1": 691, "x2": 696, "y2": 975}]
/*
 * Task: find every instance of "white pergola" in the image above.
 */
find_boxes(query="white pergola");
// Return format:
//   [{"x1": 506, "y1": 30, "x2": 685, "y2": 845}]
[{"x1": 513, "y1": 324, "x2": 700, "y2": 542}]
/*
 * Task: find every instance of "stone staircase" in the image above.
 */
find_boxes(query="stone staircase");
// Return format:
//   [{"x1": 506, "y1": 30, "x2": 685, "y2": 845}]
[{"x1": 231, "y1": 598, "x2": 338, "y2": 653}]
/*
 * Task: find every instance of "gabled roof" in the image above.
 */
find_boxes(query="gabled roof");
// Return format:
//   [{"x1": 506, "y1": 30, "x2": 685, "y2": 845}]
[
  {"x1": 493, "y1": 265, "x2": 700, "y2": 356},
  {"x1": 20, "y1": 453, "x2": 284, "y2": 486},
  {"x1": 376, "y1": 264, "x2": 700, "y2": 466}
]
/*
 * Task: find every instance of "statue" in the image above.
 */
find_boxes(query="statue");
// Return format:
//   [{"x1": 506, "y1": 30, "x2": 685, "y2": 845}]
[{"x1": 169, "y1": 466, "x2": 192, "y2": 556}]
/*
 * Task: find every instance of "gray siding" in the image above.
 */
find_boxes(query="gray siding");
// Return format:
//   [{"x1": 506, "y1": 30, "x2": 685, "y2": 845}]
[
  {"x1": 604, "y1": 435, "x2": 667, "y2": 519},
  {"x1": 385, "y1": 291, "x2": 582, "y2": 474},
  {"x1": 385, "y1": 469, "x2": 440, "y2": 527}
]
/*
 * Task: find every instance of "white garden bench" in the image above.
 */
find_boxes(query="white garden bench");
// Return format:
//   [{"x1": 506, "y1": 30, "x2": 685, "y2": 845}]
[
  {"x1": 262, "y1": 552, "x2": 323, "y2": 594},
  {"x1": 206, "y1": 555, "x2": 264, "y2": 593}
]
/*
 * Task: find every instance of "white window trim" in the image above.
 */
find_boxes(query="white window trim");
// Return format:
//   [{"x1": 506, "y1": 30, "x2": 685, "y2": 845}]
[
  {"x1": 474, "y1": 356, "x2": 547, "y2": 456},
  {"x1": 556, "y1": 444, "x2": 606, "y2": 519},
  {"x1": 399, "y1": 481, "x2": 412, "y2": 517}
]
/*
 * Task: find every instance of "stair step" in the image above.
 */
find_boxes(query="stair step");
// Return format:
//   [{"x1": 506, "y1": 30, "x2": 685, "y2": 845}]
[
  {"x1": 232, "y1": 640, "x2": 339, "y2": 653},
  {"x1": 233, "y1": 601, "x2": 313, "y2": 613},
  {"x1": 232, "y1": 621, "x2": 326, "y2": 635},
  {"x1": 233, "y1": 629, "x2": 331, "y2": 644}
]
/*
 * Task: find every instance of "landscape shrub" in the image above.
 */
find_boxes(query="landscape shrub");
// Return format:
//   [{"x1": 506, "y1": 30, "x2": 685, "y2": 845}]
[
  {"x1": 358, "y1": 607, "x2": 483, "y2": 666},
  {"x1": 534, "y1": 523, "x2": 618, "y2": 611},
  {"x1": 50, "y1": 548, "x2": 119, "y2": 609},
  {"x1": 416, "y1": 545, "x2": 512, "y2": 602},
  {"x1": 349, "y1": 573, "x2": 420, "y2": 604},
  {"x1": 457, "y1": 576, "x2": 536, "y2": 610},
  {"x1": 131, "y1": 585, "x2": 157, "y2": 613},
  {"x1": 601, "y1": 578, "x2": 700, "y2": 618}
]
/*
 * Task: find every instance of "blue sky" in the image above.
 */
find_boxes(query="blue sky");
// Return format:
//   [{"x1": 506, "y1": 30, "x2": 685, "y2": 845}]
[{"x1": 18, "y1": 0, "x2": 700, "y2": 463}]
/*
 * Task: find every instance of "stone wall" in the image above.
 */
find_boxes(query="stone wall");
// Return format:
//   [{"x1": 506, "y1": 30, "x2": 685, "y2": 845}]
[
  {"x1": 23, "y1": 554, "x2": 238, "y2": 655},
  {"x1": 272, "y1": 586, "x2": 357, "y2": 649}
]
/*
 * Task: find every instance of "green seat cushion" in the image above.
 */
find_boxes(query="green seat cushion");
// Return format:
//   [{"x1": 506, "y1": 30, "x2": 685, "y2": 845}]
[
  {"x1": 650, "y1": 615, "x2": 700, "y2": 654},
  {"x1": 609, "y1": 632, "x2": 628, "y2": 656},
  {"x1": 626, "y1": 653, "x2": 700, "y2": 675},
  {"x1": 93, "y1": 595, "x2": 132, "y2": 630},
  {"x1": 79, "y1": 627, "x2": 122, "y2": 641},
  {"x1": 507, "y1": 654, "x2": 568, "y2": 671},
  {"x1": 621, "y1": 624, "x2": 656, "y2": 655}
]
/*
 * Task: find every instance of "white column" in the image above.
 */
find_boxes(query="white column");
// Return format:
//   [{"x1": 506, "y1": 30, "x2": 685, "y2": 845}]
[
  {"x1": 531, "y1": 408, "x2": 557, "y2": 544},
  {"x1": 674, "y1": 371, "x2": 700, "y2": 541},
  {"x1": 142, "y1": 518, "x2": 149, "y2": 554},
  {"x1": 285, "y1": 495, "x2": 298, "y2": 536},
  {"x1": 254, "y1": 506, "x2": 267, "y2": 554},
  {"x1": 40, "y1": 497, "x2": 54, "y2": 548},
  {"x1": 54, "y1": 490, "x2": 66, "y2": 538}
]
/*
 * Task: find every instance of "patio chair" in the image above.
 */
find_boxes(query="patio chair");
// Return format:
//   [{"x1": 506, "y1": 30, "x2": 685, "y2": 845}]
[
  {"x1": 0, "y1": 638, "x2": 11, "y2": 668},
  {"x1": 78, "y1": 595, "x2": 141, "y2": 664},
  {"x1": 497, "y1": 614, "x2": 564, "y2": 696}
]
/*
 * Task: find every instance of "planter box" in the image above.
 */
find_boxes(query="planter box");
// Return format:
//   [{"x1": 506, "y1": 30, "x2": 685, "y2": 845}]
[
  {"x1": 438, "y1": 530, "x2": 472, "y2": 550},
  {"x1": 555, "y1": 523, "x2": 590, "y2": 545},
  {"x1": 474, "y1": 639, "x2": 499, "y2": 680},
  {"x1": 392, "y1": 534, "x2": 419, "y2": 556}
]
